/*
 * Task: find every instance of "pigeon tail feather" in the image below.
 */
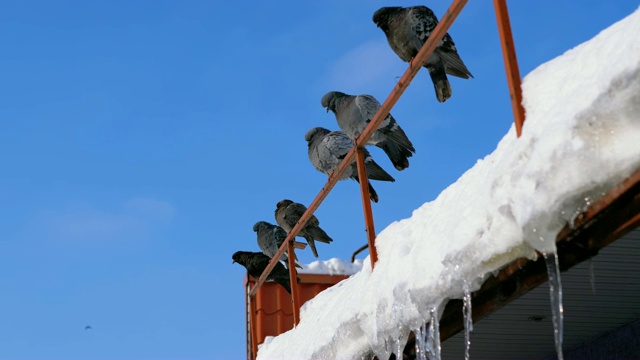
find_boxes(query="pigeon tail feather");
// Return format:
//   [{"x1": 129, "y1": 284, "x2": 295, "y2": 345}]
[
  {"x1": 353, "y1": 176, "x2": 380, "y2": 202},
  {"x1": 275, "y1": 279, "x2": 292, "y2": 294},
  {"x1": 367, "y1": 181, "x2": 380, "y2": 203},
  {"x1": 305, "y1": 227, "x2": 333, "y2": 244},
  {"x1": 378, "y1": 140, "x2": 410, "y2": 171},
  {"x1": 384, "y1": 125, "x2": 416, "y2": 154},
  {"x1": 304, "y1": 236, "x2": 320, "y2": 258},
  {"x1": 428, "y1": 62, "x2": 452, "y2": 103},
  {"x1": 365, "y1": 161, "x2": 395, "y2": 182},
  {"x1": 283, "y1": 256, "x2": 303, "y2": 269}
]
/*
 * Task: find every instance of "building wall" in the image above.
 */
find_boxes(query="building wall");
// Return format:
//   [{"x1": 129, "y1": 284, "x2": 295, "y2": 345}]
[{"x1": 559, "y1": 320, "x2": 640, "y2": 360}]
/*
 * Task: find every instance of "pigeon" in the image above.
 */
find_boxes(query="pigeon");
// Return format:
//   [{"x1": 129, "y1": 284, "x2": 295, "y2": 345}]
[
  {"x1": 373, "y1": 6, "x2": 473, "y2": 103},
  {"x1": 275, "y1": 199, "x2": 333, "y2": 258},
  {"x1": 232, "y1": 251, "x2": 298, "y2": 294},
  {"x1": 253, "y1": 221, "x2": 303, "y2": 269},
  {"x1": 305, "y1": 127, "x2": 395, "y2": 203},
  {"x1": 321, "y1": 91, "x2": 415, "y2": 171}
]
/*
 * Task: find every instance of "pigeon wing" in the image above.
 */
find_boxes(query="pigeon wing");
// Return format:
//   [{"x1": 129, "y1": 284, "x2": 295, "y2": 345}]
[
  {"x1": 409, "y1": 6, "x2": 438, "y2": 49},
  {"x1": 436, "y1": 34, "x2": 473, "y2": 79},
  {"x1": 410, "y1": 7, "x2": 472, "y2": 79},
  {"x1": 273, "y1": 226, "x2": 288, "y2": 249},
  {"x1": 354, "y1": 95, "x2": 392, "y2": 146},
  {"x1": 289, "y1": 202, "x2": 320, "y2": 227},
  {"x1": 320, "y1": 131, "x2": 355, "y2": 179},
  {"x1": 363, "y1": 148, "x2": 396, "y2": 182},
  {"x1": 355, "y1": 95, "x2": 415, "y2": 153}
]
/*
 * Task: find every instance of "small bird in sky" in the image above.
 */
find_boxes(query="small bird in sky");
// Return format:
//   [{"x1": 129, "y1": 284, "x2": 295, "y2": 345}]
[
  {"x1": 305, "y1": 127, "x2": 395, "y2": 203},
  {"x1": 275, "y1": 199, "x2": 333, "y2": 258},
  {"x1": 84, "y1": 325, "x2": 92, "y2": 330},
  {"x1": 373, "y1": 6, "x2": 473, "y2": 103},
  {"x1": 232, "y1": 251, "x2": 298, "y2": 293},
  {"x1": 321, "y1": 91, "x2": 415, "y2": 171}
]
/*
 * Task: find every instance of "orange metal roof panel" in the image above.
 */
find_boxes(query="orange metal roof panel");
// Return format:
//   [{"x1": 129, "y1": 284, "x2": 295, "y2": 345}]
[{"x1": 244, "y1": 273, "x2": 350, "y2": 359}]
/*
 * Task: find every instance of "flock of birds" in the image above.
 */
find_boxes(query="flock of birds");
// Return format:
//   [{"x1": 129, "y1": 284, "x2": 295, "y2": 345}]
[{"x1": 232, "y1": 5, "x2": 473, "y2": 293}]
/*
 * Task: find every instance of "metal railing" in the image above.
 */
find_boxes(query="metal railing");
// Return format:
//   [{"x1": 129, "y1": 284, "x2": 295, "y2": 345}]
[{"x1": 246, "y1": 0, "x2": 525, "y2": 357}]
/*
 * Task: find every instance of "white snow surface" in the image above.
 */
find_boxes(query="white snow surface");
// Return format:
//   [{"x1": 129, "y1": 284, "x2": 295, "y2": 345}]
[
  {"x1": 259, "y1": 8, "x2": 640, "y2": 360},
  {"x1": 299, "y1": 258, "x2": 364, "y2": 276}
]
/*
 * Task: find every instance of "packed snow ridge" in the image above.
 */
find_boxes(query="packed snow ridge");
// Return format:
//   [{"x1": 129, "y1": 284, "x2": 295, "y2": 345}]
[
  {"x1": 259, "y1": 8, "x2": 640, "y2": 360},
  {"x1": 299, "y1": 258, "x2": 364, "y2": 276}
]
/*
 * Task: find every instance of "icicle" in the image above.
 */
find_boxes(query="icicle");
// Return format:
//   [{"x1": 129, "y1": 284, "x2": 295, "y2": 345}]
[
  {"x1": 424, "y1": 323, "x2": 433, "y2": 359},
  {"x1": 462, "y1": 282, "x2": 473, "y2": 360},
  {"x1": 428, "y1": 308, "x2": 441, "y2": 360},
  {"x1": 544, "y1": 253, "x2": 564, "y2": 360},
  {"x1": 414, "y1": 325, "x2": 427, "y2": 360},
  {"x1": 379, "y1": 339, "x2": 392, "y2": 360},
  {"x1": 395, "y1": 337, "x2": 403, "y2": 360},
  {"x1": 589, "y1": 258, "x2": 596, "y2": 294}
]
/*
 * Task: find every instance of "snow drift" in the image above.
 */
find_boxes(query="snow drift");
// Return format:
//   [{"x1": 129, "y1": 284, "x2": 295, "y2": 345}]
[{"x1": 258, "y1": 7, "x2": 640, "y2": 360}]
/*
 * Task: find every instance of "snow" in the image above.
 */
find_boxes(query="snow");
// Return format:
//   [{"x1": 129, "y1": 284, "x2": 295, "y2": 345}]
[
  {"x1": 258, "y1": 8, "x2": 640, "y2": 360},
  {"x1": 299, "y1": 258, "x2": 364, "y2": 276}
]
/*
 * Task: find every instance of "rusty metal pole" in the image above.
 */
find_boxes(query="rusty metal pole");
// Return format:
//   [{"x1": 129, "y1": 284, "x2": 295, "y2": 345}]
[
  {"x1": 351, "y1": 244, "x2": 369, "y2": 263},
  {"x1": 355, "y1": 147, "x2": 378, "y2": 268},
  {"x1": 246, "y1": 1, "x2": 470, "y2": 353},
  {"x1": 249, "y1": 292, "x2": 258, "y2": 359},
  {"x1": 494, "y1": 0, "x2": 526, "y2": 137},
  {"x1": 249, "y1": 0, "x2": 469, "y2": 298},
  {"x1": 286, "y1": 239, "x2": 301, "y2": 325}
]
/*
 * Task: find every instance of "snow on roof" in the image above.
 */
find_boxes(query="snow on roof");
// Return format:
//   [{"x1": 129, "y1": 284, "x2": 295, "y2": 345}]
[
  {"x1": 299, "y1": 258, "x2": 364, "y2": 276},
  {"x1": 258, "y1": 7, "x2": 640, "y2": 360}
]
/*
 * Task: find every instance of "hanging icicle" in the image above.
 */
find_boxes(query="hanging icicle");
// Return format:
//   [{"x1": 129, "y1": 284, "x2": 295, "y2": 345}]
[
  {"x1": 428, "y1": 307, "x2": 442, "y2": 360},
  {"x1": 544, "y1": 252, "x2": 564, "y2": 360},
  {"x1": 463, "y1": 282, "x2": 473, "y2": 360}
]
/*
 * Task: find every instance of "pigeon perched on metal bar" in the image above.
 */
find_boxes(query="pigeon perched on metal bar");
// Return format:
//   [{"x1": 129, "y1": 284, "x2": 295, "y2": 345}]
[
  {"x1": 305, "y1": 127, "x2": 395, "y2": 203},
  {"x1": 253, "y1": 221, "x2": 303, "y2": 269},
  {"x1": 373, "y1": 6, "x2": 473, "y2": 103},
  {"x1": 232, "y1": 251, "x2": 298, "y2": 294},
  {"x1": 321, "y1": 91, "x2": 415, "y2": 171},
  {"x1": 275, "y1": 199, "x2": 333, "y2": 258}
]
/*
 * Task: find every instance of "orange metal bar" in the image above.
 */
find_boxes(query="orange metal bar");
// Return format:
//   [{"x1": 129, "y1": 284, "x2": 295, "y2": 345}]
[
  {"x1": 247, "y1": 280, "x2": 258, "y2": 359},
  {"x1": 296, "y1": 273, "x2": 349, "y2": 285},
  {"x1": 249, "y1": 0, "x2": 469, "y2": 297},
  {"x1": 494, "y1": 0, "x2": 526, "y2": 137},
  {"x1": 355, "y1": 147, "x2": 378, "y2": 268},
  {"x1": 286, "y1": 238, "x2": 301, "y2": 325}
]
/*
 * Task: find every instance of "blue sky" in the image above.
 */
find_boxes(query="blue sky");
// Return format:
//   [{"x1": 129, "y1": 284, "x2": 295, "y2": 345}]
[{"x1": 1, "y1": 1, "x2": 637, "y2": 359}]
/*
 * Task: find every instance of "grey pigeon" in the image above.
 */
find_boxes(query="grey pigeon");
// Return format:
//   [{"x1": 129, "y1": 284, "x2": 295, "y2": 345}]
[
  {"x1": 373, "y1": 6, "x2": 473, "y2": 103},
  {"x1": 253, "y1": 221, "x2": 303, "y2": 269},
  {"x1": 305, "y1": 127, "x2": 395, "y2": 203},
  {"x1": 275, "y1": 199, "x2": 333, "y2": 258},
  {"x1": 321, "y1": 91, "x2": 415, "y2": 171},
  {"x1": 232, "y1": 251, "x2": 298, "y2": 294}
]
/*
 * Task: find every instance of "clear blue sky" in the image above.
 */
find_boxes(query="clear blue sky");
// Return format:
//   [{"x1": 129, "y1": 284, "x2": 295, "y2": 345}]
[{"x1": 1, "y1": 1, "x2": 636, "y2": 359}]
